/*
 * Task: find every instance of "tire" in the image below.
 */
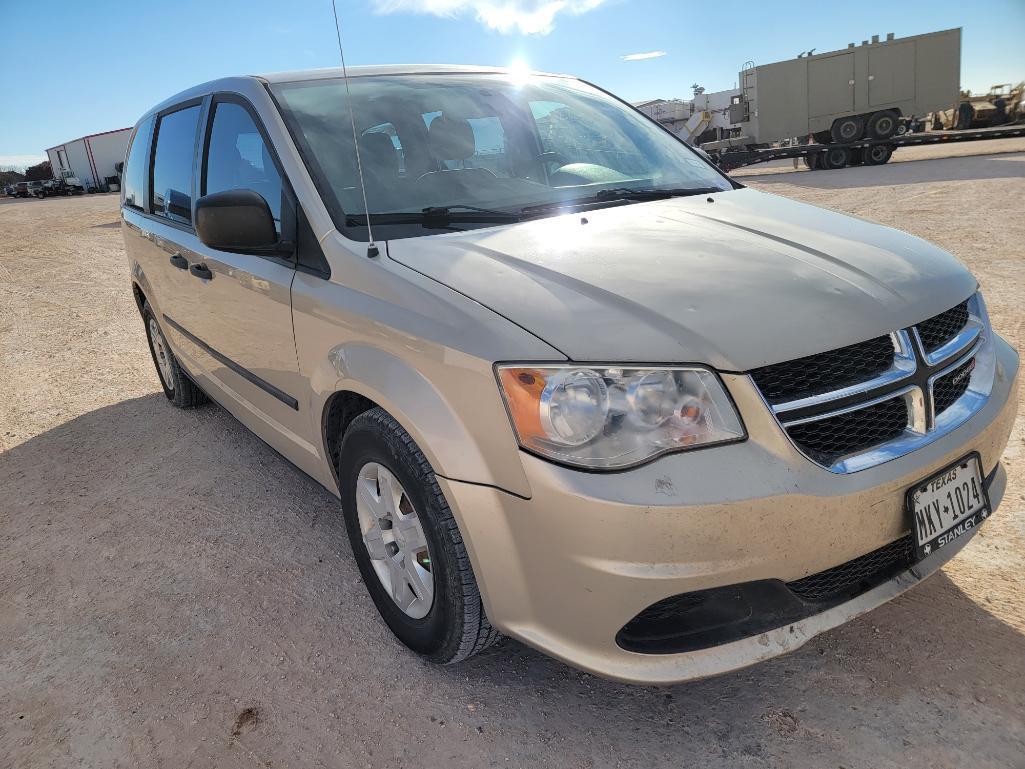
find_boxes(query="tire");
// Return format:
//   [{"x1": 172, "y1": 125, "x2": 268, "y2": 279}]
[
  {"x1": 812, "y1": 129, "x2": 832, "y2": 145},
  {"x1": 141, "y1": 302, "x2": 207, "y2": 408},
  {"x1": 820, "y1": 146, "x2": 850, "y2": 169},
  {"x1": 338, "y1": 407, "x2": 499, "y2": 664},
  {"x1": 830, "y1": 115, "x2": 864, "y2": 143},
  {"x1": 866, "y1": 110, "x2": 899, "y2": 140},
  {"x1": 863, "y1": 144, "x2": 893, "y2": 166}
]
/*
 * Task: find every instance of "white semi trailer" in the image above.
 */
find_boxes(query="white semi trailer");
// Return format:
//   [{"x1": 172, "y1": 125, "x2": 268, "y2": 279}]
[{"x1": 46, "y1": 128, "x2": 132, "y2": 192}]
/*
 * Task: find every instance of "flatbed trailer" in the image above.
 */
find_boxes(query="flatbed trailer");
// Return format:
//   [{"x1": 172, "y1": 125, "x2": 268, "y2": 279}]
[{"x1": 711, "y1": 124, "x2": 1025, "y2": 172}]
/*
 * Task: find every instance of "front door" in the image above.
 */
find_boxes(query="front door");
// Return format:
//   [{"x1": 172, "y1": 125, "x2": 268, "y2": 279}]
[{"x1": 178, "y1": 96, "x2": 310, "y2": 452}]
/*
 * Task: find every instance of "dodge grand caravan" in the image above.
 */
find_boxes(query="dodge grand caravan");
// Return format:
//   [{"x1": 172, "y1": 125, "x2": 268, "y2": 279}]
[{"x1": 122, "y1": 66, "x2": 1018, "y2": 684}]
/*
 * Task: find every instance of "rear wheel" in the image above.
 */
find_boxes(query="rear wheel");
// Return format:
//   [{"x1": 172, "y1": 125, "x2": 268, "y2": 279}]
[
  {"x1": 830, "y1": 115, "x2": 864, "y2": 143},
  {"x1": 863, "y1": 144, "x2": 893, "y2": 166},
  {"x1": 339, "y1": 407, "x2": 499, "y2": 664},
  {"x1": 142, "y1": 303, "x2": 207, "y2": 408},
  {"x1": 866, "y1": 110, "x2": 899, "y2": 140}
]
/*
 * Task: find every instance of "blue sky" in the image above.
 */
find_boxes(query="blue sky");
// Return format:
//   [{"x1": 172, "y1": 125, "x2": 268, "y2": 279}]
[{"x1": 1, "y1": 0, "x2": 1022, "y2": 168}]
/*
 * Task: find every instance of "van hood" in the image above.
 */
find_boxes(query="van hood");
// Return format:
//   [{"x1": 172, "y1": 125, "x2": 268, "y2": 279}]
[{"x1": 385, "y1": 188, "x2": 977, "y2": 371}]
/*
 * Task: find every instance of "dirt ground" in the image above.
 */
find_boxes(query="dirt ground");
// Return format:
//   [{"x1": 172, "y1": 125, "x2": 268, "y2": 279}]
[{"x1": 2, "y1": 140, "x2": 1024, "y2": 768}]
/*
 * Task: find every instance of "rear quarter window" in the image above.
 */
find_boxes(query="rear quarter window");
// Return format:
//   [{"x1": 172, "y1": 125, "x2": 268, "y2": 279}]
[{"x1": 122, "y1": 116, "x2": 154, "y2": 211}]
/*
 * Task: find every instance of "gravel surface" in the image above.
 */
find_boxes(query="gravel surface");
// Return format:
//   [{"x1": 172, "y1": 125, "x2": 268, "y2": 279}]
[{"x1": 2, "y1": 141, "x2": 1024, "y2": 768}]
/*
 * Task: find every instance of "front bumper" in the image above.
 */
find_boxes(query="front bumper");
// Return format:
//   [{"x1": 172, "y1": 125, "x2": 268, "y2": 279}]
[{"x1": 440, "y1": 336, "x2": 1019, "y2": 684}]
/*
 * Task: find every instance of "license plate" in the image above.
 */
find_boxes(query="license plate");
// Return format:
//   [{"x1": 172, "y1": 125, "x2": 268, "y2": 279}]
[{"x1": 907, "y1": 453, "x2": 989, "y2": 561}]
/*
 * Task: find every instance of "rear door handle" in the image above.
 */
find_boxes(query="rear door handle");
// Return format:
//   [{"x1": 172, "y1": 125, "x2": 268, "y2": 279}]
[
  {"x1": 189, "y1": 263, "x2": 213, "y2": 280},
  {"x1": 169, "y1": 253, "x2": 188, "y2": 270}
]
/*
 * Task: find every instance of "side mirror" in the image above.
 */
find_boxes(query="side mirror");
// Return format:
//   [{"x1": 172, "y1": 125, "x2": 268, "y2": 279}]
[{"x1": 195, "y1": 189, "x2": 277, "y2": 252}]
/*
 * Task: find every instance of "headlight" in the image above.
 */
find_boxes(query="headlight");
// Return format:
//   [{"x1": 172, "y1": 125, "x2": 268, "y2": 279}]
[{"x1": 496, "y1": 364, "x2": 745, "y2": 469}]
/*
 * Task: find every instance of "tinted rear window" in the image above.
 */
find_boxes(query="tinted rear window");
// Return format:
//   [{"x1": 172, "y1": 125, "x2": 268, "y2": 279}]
[
  {"x1": 122, "y1": 116, "x2": 153, "y2": 210},
  {"x1": 151, "y1": 105, "x2": 201, "y2": 224}
]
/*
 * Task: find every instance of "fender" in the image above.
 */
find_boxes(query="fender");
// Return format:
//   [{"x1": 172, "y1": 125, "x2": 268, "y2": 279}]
[{"x1": 310, "y1": 342, "x2": 533, "y2": 499}]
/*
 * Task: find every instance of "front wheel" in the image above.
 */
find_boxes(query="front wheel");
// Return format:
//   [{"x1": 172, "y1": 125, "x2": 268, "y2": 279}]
[
  {"x1": 339, "y1": 407, "x2": 499, "y2": 664},
  {"x1": 831, "y1": 115, "x2": 864, "y2": 143},
  {"x1": 866, "y1": 110, "x2": 899, "y2": 140}
]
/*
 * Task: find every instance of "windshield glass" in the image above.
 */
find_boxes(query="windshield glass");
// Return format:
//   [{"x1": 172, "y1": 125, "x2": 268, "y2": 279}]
[{"x1": 270, "y1": 73, "x2": 733, "y2": 240}]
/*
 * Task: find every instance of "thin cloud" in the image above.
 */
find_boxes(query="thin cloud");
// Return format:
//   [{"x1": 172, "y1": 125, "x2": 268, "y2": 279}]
[
  {"x1": 621, "y1": 50, "x2": 667, "y2": 61},
  {"x1": 372, "y1": 0, "x2": 607, "y2": 35},
  {"x1": 0, "y1": 154, "x2": 47, "y2": 171}
]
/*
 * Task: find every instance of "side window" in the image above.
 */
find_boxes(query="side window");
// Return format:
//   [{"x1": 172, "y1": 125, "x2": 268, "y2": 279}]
[
  {"x1": 122, "y1": 116, "x2": 153, "y2": 210},
  {"x1": 151, "y1": 105, "x2": 201, "y2": 224},
  {"x1": 204, "y1": 101, "x2": 283, "y2": 235}
]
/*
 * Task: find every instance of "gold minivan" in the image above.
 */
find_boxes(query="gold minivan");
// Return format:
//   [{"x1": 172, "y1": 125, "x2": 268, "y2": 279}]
[{"x1": 122, "y1": 66, "x2": 1018, "y2": 684}]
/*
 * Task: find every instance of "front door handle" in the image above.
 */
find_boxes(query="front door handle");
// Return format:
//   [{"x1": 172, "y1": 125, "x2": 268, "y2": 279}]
[
  {"x1": 189, "y1": 263, "x2": 213, "y2": 280},
  {"x1": 169, "y1": 253, "x2": 188, "y2": 270}
]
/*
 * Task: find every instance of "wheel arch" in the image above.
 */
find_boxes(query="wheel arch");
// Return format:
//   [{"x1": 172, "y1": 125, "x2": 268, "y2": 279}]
[
  {"x1": 316, "y1": 342, "x2": 531, "y2": 499},
  {"x1": 129, "y1": 261, "x2": 158, "y2": 318}
]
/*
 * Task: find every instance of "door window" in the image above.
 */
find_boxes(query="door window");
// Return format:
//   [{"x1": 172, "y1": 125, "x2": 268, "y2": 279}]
[
  {"x1": 123, "y1": 116, "x2": 154, "y2": 211},
  {"x1": 151, "y1": 105, "x2": 201, "y2": 224},
  {"x1": 204, "y1": 101, "x2": 284, "y2": 235}
]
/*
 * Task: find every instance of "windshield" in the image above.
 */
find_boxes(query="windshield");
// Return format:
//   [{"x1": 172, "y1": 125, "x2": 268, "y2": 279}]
[{"x1": 270, "y1": 73, "x2": 733, "y2": 240}]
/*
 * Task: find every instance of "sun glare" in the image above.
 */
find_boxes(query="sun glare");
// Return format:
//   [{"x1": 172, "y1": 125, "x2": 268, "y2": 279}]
[{"x1": 508, "y1": 58, "x2": 531, "y2": 86}]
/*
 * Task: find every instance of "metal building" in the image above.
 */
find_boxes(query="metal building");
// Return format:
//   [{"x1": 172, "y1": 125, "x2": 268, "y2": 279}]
[{"x1": 46, "y1": 128, "x2": 132, "y2": 192}]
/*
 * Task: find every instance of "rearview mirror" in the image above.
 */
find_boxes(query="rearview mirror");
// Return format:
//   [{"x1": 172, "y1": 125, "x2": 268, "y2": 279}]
[{"x1": 195, "y1": 189, "x2": 278, "y2": 252}]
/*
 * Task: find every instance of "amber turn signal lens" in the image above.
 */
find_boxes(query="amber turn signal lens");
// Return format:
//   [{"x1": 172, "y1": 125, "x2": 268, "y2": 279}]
[{"x1": 498, "y1": 368, "x2": 547, "y2": 443}]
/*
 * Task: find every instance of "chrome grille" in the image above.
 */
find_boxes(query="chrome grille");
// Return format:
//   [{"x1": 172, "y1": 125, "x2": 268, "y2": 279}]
[
  {"x1": 786, "y1": 396, "x2": 909, "y2": 466},
  {"x1": 751, "y1": 294, "x2": 993, "y2": 473},
  {"x1": 750, "y1": 335, "x2": 895, "y2": 403},
  {"x1": 933, "y1": 356, "x2": 975, "y2": 416},
  {"x1": 917, "y1": 300, "x2": 969, "y2": 353}
]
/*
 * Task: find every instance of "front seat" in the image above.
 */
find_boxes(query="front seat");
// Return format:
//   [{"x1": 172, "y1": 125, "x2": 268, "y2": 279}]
[
  {"x1": 419, "y1": 114, "x2": 497, "y2": 190},
  {"x1": 427, "y1": 114, "x2": 476, "y2": 168}
]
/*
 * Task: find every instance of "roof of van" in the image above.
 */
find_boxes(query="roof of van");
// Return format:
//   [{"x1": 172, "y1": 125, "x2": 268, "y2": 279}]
[
  {"x1": 140, "y1": 66, "x2": 576, "y2": 122},
  {"x1": 257, "y1": 64, "x2": 571, "y2": 82}
]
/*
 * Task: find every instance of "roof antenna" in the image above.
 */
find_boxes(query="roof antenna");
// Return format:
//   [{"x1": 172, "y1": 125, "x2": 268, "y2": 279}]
[{"x1": 331, "y1": 0, "x2": 378, "y2": 258}]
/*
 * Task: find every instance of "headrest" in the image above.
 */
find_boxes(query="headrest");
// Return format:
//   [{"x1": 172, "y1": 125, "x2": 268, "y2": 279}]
[
  {"x1": 360, "y1": 132, "x2": 399, "y2": 175},
  {"x1": 428, "y1": 114, "x2": 475, "y2": 161}
]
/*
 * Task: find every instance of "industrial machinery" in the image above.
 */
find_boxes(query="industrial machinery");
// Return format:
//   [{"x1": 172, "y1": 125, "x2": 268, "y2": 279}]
[{"x1": 932, "y1": 82, "x2": 1025, "y2": 129}]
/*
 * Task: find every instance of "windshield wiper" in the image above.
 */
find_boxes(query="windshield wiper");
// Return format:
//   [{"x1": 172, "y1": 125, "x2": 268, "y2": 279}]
[
  {"x1": 346, "y1": 205, "x2": 520, "y2": 229},
  {"x1": 519, "y1": 187, "x2": 726, "y2": 218},
  {"x1": 594, "y1": 186, "x2": 726, "y2": 201}
]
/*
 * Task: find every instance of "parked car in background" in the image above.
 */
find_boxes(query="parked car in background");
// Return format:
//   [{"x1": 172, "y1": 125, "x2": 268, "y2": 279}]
[
  {"x1": 12, "y1": 180, "x2": 44, "y2": 198},
  {"x1": 122, "y1": 66, "x2": 1018, "y2": 684}
]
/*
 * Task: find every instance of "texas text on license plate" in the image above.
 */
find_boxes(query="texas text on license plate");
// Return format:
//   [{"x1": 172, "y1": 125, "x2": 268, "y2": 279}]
[{"x1": 907, "y1": 453, "x2": 990, "y2": 561}]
